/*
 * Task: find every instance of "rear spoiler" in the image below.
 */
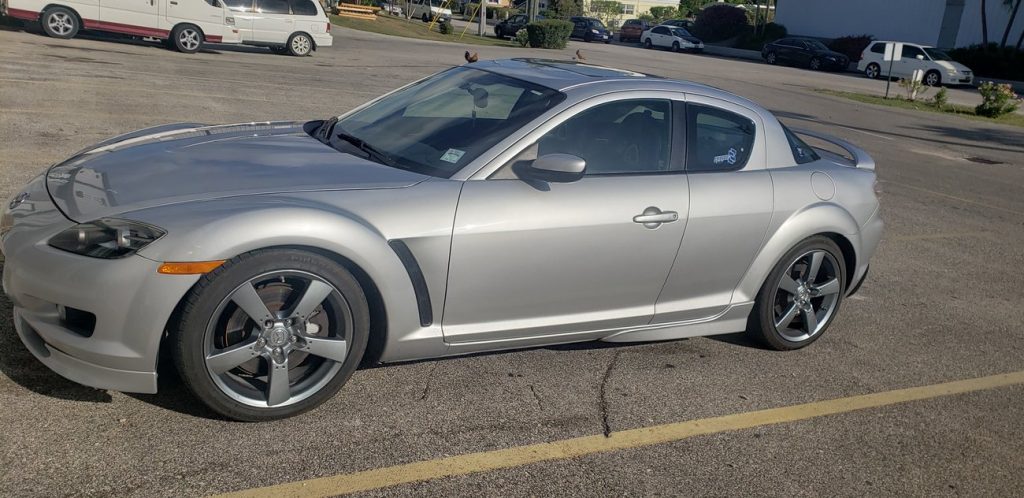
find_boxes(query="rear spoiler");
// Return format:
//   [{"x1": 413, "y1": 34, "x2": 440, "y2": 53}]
[{"x1": 791, "y1": 127, "x2": 876, "y2": 171}]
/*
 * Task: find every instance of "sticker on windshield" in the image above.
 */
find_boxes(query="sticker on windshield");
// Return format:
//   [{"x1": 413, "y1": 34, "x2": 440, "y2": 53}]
[
  {"x1": 440, "y1": 148, "x2": 466, "y2": 164},
  {"x1": 714, "y1": 148, "x2": 738, "y2": 165}
]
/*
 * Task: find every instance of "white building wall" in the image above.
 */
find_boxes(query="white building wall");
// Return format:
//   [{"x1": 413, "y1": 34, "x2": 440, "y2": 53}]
[{"x1": 775, "y1": 0, "x2": 1024, "y2": 48}]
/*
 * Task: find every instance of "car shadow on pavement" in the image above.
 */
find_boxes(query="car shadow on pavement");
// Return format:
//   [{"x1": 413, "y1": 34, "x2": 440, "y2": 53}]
[{"x1": 0, "y1": 278, "x2": 113, "y2": 403}]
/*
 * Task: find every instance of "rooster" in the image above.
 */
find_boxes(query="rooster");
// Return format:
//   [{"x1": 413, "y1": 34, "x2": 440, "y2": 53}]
[
  {"x1": 574, "y1": 49, "x2": 586, "y2": 61},
  {"x1": 464, "y1": 51, "x2": 479, "y2": 63}
]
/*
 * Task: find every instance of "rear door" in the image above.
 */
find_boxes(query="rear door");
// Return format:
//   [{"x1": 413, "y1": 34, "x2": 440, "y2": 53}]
[
  {"x1": 653, "y1": 98, "x2": 773, "y2": 323},
  {"x1": 99, "y1": 0, "x2": 159, "y2": 34},
  {"x1": 251, "y1": 0, "x2": 292, "y2": 43},
  {"x1": 651, "y1": 25, "x2": 670, "y2": 47},
  {"x1": 222, "y1": 0, "x2": 254, "y2": 40},
  {"x1": 287, "y1": 0, "x2": 320, "y2": 35}
]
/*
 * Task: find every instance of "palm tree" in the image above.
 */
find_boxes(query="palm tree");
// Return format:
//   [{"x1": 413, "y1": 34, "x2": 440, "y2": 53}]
[{"x1": 1001, "y1": 0, "x2": 1021, "y2": 48}]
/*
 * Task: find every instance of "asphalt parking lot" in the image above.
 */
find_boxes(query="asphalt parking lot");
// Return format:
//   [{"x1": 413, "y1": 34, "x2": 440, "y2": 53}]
[{"x1": 2, "y1": 22, "x2": 1024, "y2": 497}]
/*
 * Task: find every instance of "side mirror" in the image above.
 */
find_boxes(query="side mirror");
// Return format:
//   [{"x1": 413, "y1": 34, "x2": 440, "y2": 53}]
[
  {"x1": 916, "y1": 54, "x2": 925, "y2": 60},
  {"x1": 522, "y1": 154, "x2": 586, "y2": 183}
]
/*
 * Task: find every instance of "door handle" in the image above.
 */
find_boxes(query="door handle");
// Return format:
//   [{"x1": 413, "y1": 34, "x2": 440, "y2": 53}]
[{"x1": 633, "y1": 207, "x2": 678, "y2": 229}]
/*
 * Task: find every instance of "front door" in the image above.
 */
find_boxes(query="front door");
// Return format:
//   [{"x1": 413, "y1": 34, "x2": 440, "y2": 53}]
[
  {"x1": 99, "y1": 0, "x2": 159, "y2": 34},
  {"x1": 223, "y1": 0, "x2": 254, "y2": 40},
  {"x1": 443, "y1": 98, "x2": 689, "y2": 344}
]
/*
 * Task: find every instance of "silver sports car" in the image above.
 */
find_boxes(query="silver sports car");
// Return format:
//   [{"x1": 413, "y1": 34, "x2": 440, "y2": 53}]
[{"x1": 1, "y1": 59, "x2": 881, "y2": 421}]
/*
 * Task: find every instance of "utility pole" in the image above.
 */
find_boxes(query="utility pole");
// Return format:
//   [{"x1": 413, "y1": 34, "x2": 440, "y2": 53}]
[{"x1": 478, "y1": 0, "x2": 487, "y2": 36}]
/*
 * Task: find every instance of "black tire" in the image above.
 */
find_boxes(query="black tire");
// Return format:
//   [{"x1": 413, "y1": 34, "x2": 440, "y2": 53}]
[
  {"x1": 865, "y1": 62, "x2": 881, "y2": 79},
  {"x1": 924, "y1": 70, "x2": 941, "y2": 87},
  {"x1": 171, "y1": 24, "x2": 203, "y2": 53},
  {"x1": 171, "y1": 249, "x2": 371, "y2": 421},
  {"x1": 584, "y1": 33, "x2": 593, "y2": 43},
  {"x1": 421, "y1": 13, "x2": 429, "y2": 22},
  {"x1": 269, "y1": 45, "x2": 288, "y2": 54},
  {"x1": 494, "y1": 26, "x2": 503, "y2": 38},
  {"x1": 287, "y1": 32, "x2": 313, "y2": 56},
  {"x1": 809, "y1": 56, "x2": 821, "y2": 70},
  {"x1": 765, "y1": 51, "x2": 777, "y2": 65},
  {"x1": 41, "y1": 7, "x2": 79, "y2": 39},
  {"x1": 643, "y1": 38, "x2": 653, "y2": 49},
  {"x1": 672, "y1": 41, "x2": 680, "y2": 52},
  {"x1": 746, "y1": 236, "x2": 847, "y2": 351}
]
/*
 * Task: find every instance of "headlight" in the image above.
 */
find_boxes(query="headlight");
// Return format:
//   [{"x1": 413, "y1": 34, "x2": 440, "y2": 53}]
[
  {"x1": 225, "y1": 16, "x2": 235, "y2": 25},
  {"x1": 591, "y1": 29, "x2": 599, "y2": 34},
  {"x1": 48, "y1": 219, "x2": 165, "y2": 259}
]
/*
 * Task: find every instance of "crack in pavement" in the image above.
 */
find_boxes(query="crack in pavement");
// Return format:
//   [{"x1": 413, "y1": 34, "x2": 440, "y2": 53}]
[
  {"x1": 419, "y1": 363, "x2": 439, "y2": 401},
  {"x1": 598, "y1": 350, "x2": 623, "y2": 437},
  {"x1": 527, "y1": 384, "x2": 542, "y2": 410}
]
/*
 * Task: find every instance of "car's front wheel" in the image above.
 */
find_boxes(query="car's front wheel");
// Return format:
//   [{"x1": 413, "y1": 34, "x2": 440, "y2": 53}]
[
  {"x1": 747, "y1": 236, "x2": 846, "y2": 350},
  {"x1": 41, "y1": 7, "x2": 79, "y2": 39},
  {"x1": 765, "y1": 51, "x2": 777, "y2": 65},
  {"x1": 809, "y1": 56, "x2": 822, "y2": 70},
  {"x1": 672, "y1": 41, "x2": 680, "y2": 52},
  {"x1": 865, "y1": 62, "x2": 881, "y2": 79},
  {"x1": 643, "y1": 38, "x2": 653, "y2": 49},
  {"x1": 172, "y1": 249, "x2": 370, "y2": 421},
  {"x1": 171, "y1": 24, "x2": 203, "y2": 53},
  {"x1": 924, "y1": 70, "x2": 941, "y2": 87}
]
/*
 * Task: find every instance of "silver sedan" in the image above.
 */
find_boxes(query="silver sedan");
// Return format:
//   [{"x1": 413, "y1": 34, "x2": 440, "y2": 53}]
[{"x1": 1, "y1": 59, "x2": 882, "y2": 420}]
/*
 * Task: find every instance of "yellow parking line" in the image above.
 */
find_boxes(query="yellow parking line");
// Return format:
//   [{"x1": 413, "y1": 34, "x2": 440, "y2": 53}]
[{"x1": 214, "y1": 371, "x2": 1024, "y2": 498}]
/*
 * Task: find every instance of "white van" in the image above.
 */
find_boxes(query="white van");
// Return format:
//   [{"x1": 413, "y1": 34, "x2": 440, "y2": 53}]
[
  {"x1": 222, "y1": 0, "x2": 332, "y2": 56},
  {"x1": 2, "y1": 0, "x2": 241, "y2": 52},
  {"x1": 858, "y1": 41, "x2": 974, "y2": 87},
  {"x1": 407, "y1": 0, "x2": 450, "y2": 23}
]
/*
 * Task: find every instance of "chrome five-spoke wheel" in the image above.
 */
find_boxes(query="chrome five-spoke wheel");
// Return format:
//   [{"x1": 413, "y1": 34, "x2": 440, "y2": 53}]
[
  {"x1": 748, "y1": 236, "x2": 846, "y2": 350},
  {"x1": 173, "y1": 249, "x2": 369, "y2": 421}
]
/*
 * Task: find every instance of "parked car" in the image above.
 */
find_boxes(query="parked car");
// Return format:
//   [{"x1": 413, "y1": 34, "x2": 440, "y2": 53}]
[
  {"x1": 641, "y1": 25, "x2": 704, "y2": 52},
  {"x1": 376, "y1": 0, "x2": 402, "y2": 16},
  {"x1": 857, "y1": 41, "x2": 973, "y2": 87},
  {"x1": 762, "y1": 37, "x2": 849, "y2": 71},
  {"x1": 2, "y1": 59, "x2": 881, "y2": 421},
  {"x1": 408, "y1": 0, "x2": 450, "y2": 23},
  {"x1": 494, "y1": 13, "x2": 529, "y2": 39},
  {"x1": 618, "y1": 18, "x2": 649, "y2": 43},
  {"x1": 570, "y1": 16, "x2": 611, "y2": 43},
  {"x1": 222, "y1": 0, "x2": 332, "y2": 56},
  {"x1": 662, "y1": 19, "x2": 694, "y2": 29},
  {"x1": 1, "y1": 0, "x2": 241, "y2": 53}
]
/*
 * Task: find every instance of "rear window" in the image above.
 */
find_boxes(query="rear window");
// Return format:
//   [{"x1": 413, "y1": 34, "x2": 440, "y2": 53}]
[
  {"x1": 288, "y1": 0, "x2": 317, "y2": 15},
  {"x1": 870, "y1": 42, "x2": 884, "y2": 54},
  {"x1": 781, "y1": 125, "x2": 820, "y2": 164}
]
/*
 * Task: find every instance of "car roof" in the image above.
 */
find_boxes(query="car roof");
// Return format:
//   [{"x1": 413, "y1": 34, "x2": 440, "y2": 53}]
[{"x1": 871, "y1": 40, "x2": 932, "y2": 48}]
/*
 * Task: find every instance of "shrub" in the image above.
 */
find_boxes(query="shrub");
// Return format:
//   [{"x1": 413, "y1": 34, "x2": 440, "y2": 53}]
[
  {"x1": 526, "y1": 19, "x2": 573, "y2": 49},
  {"x1": 515, "y1": 27, "x2": 530, "y2": 47},
  {"x1": 897, "y1": 77, "x2": 929, "y2": 101},
  {"x1": 693, "y1": 4, "x2": 749, "y2": 42},
  {"x1": 948, "y1": 44, "x2": 1024, "y2": 81},
  {"x1": 975, "y1": 81, "x2": 1021, "y2": 117},
  {"x1": 829, "y1": 34, "x2": 874, "y2": 62},
  {"x1": 438, "y1": 20, "x2": 453, "y2": 34},
  {"x1": 735, "y1": 22, "x2": 786, "y2": 50},
  {"x1": 931, "y1": 87, "x2": 949, "y2": 110}
]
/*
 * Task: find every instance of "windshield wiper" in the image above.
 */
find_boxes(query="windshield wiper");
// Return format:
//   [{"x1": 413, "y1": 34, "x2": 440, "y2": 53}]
[
  {"x1": 335, "y1": 132, "x2": 395, "y2": 167},
  {"x1": 315, "y1": 116, "x2": 338, "y2": 144}
]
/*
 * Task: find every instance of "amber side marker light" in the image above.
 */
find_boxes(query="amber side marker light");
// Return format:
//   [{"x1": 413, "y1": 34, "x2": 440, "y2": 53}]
[{"x1": 158, "y1": 261, "x2": 226, "y2": 275}]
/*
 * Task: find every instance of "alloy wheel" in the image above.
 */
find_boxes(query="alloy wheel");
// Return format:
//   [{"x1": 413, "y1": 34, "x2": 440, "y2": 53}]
[
  {"x1": 866, "y1": 64, "x2": 879, "y2": 79},
  {"x1": 771, "y1": 249, "x2": 842, "y2": 343},
  {"x1": 178, "y1": 28, "x2": 201, "y2": 52},
  {"x1": 810, "y1": 57, "x2": 821, "y2": 70},
  {"x1": 203, "y1": 270, "x2": 353, "y2": 408},
  {"x1": 291, "y1": 35, "x2": 311, "y2": 55},
  {"x1": 48, "y1": 12, "x2": 74, "y2": 36},
  {"x1": 925, "y1": 71, "x2": 940, "y2": 86},
  {"x1": 766, "y1": 52, "x2": 776, "y2": 64}
]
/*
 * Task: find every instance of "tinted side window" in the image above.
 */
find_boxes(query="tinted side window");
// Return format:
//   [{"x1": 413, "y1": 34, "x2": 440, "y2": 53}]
[
  {"x1": 289, "y1": 0, "x2": 317, "y2": 15},
  {"x1": 686, "y1": 104, "x2": 755, "y2": 172},
  {"x1": 653, "y1": 26, "x2": 668, "y2": 35},
  {"x1": 256, "y1": 0, "x2": 290, "y2": 14},
  {"x1": 223, "y1": 0, "x2": 251, "y2": 11},
  {"x1": 901, "y1": 45, "x2": 925, "y2": 59},
  {"x1": 522, "y1": 99, "x2": 674, "y2": 176},
  {"x1": 204, "y1": 0, "x2": 222, "y2": 7},
  {"x1": 781, "y1": 125, "x2": 819, "y2": 164},
  {"x1": 870, "y1": 42, "x2": 885, "y2": 54}
]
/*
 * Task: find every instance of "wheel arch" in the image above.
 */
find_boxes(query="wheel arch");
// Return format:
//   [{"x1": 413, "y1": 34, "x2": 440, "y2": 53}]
[
  {"x1": 735, "y1": 203, "x2": 861, "y2": 304},
  {"x1": 40, "y1": 3, "x2": 83, "y2": 24},
  {"x1": 172, "y1": 22, "x2": 205, "y2": 41}
]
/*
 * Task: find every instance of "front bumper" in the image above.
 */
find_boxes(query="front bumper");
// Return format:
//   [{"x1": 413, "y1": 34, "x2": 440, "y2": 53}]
[{"x1": 3, "y1": 209, "x2": 199, "y2": 394}]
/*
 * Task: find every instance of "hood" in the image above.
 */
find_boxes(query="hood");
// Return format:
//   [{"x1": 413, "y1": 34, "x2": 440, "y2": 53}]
[
  {"x1": 46, "y1": 122, "x2": 428, "y2": 222},
  {"x1": 814, "y1": 49, "x2": 848, "y2": 60},
  {"x1": 681, "y1": 35, "x2": 702, "y2": 44},
  {"x1": 935, "y1": 60, "x2": 971, "y2": 73}
]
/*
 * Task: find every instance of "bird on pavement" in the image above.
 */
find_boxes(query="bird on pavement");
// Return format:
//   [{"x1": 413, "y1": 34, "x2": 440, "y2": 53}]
[
  {"x1": 464, "y1": 51, "x2": 479, "y2": 63},
  {"x1": 574, "y1": 49, "x2": 586, "y2": 61}
]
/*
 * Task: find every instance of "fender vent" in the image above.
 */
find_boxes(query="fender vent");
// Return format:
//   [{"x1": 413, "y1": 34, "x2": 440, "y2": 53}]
[{"x1": 388, "y1": 240, "x2": 433, "y2": 327}]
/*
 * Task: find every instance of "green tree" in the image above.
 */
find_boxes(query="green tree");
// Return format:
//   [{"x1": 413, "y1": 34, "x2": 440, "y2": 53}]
[
  {"x1": 649, "y1": 6, "x2": 679, "y2": 22},
  {"x1": 590, "y1": 0, "x2": 624, "y2": 26},
  {"x1": 547, "y1": 0, "x2": 583, "y2": 19}
]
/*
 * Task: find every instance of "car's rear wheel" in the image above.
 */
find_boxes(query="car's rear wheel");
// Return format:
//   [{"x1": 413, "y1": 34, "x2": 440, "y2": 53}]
[
  {"x1": 171, "y1": 24, "x2": 203, "y2": 53},
  {"x1": 765, "y1": 51, "x2": 777, "y2": 65},
  {"x1": 865, "y1": 62, "x2": 881, "y2": 79},
  {"x1": 747, "y1": 236, "x2": 846, "y2": 350},
  {"x1": 644, "y1": 38, "x2": 653, "y2": 49},
  {"x1": 809, "y1": 56, "x2": 822, "y2": 70},
  {"x1": 924, "y1": 70, "x2": 941, "y2": 87},
  {"x1": 172, "y1": 249, "x2": 370, "y2": 421},
  {"x1": 421, "y1": 13, "x2": 429, "y2": 22},
  {"x1": 41, "y1": 7, "x2": 79, "y2": 39},
  {"x1": 287, "y1": 32, "x2": 313, "y2": 56}
]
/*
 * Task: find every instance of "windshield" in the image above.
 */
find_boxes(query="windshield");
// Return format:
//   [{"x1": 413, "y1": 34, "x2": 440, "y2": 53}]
[
  {"x1": 590, "y1": 20, "x2": 606, "y2": 29},
  {"x1": 332, "y1": 67, "x2": 565, "y2": 178},
  {"x1": 805, "y1": 40, "x2": 830, "y2": 51},
  {"x1": 671, "y1": 28, "x2": 692, "y2": 37},
  {"x1": 924, "y1": 48, "x2": 952, "y2": 61}
]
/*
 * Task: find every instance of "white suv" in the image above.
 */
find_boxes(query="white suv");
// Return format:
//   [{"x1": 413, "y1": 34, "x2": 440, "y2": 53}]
[
  {"x1": 223, "y1": 0, "x2": 332, "y2": 56},
  {"x1": 858, "y1": 41, "x2": 973, "y2": 87}
]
